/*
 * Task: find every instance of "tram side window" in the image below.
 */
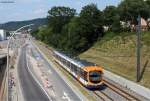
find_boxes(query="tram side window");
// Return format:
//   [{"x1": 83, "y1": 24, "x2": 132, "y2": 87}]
[
  {"x1": 59, "y1": 56, "x2": 62, "y2": 62},
  {"x1": 60, "y1": 57, "x2": 64, "y2": 63},
  {"x1": 71, "y1": 63, "x2": 75, "y2": 70},
  {"x1": 74, "y1": 64, "x2": 78, "y2": 74},
  {"x1": 66, "y1": 61, "x2": 70, "y2": 68},
  {"x1": 54, "y1": 54, "x2": 55, "y2": 58},
  {"x1": 57, "y1": 55, "x2": 60, "y2": 60},
  {"x1": 70, "y1": 63, "x2": 78, "y2": 74},
  {"x1": 53, "y1": 53, "x2": 55, "y2": 57},
  {"x1": 62, "y1": 58, "x2": 66, "y2": 64},
  {"x1": 80, "y1": 70, "x2": 87, "y2": 81},
  {"x1": 65, "y1": 60, "x2": 69, "y2": 67},
  {"x1": 54, "y1": 54, "x2": 57, "y2": 58},
  {"x1": 77, "y1": 67, "x2": 80, "y2": 74},
  {"x1": 57, "y1": 55, "x2": 59, "y2": 59}
]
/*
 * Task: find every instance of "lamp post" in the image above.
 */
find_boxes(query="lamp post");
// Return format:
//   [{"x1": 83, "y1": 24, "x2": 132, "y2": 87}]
[{"x1": 6, "y1": 24, "x2": 34, "y2": 101}]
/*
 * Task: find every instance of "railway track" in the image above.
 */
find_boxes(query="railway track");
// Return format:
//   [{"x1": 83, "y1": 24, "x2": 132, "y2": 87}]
[
  {"x1": 94, "y1": 79, "x2": 140, "y2": 101},
  {"x1": 94, "y1": 91, "x2": 114, "y2": 101}
]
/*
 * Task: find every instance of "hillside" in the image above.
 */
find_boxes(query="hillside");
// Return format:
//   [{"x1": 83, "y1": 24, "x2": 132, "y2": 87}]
[
  {"x1": 0, "y1": 18, "x2": 48, "y2": 31},
  {"x1": 79, "y1": 32, "x2": 150, "y2": 88}
]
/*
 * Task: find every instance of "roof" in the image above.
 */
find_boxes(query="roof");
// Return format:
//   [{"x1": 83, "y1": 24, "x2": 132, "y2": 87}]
[{"x1": 141, "y1": 18, "x2": 147, "y2": 26}]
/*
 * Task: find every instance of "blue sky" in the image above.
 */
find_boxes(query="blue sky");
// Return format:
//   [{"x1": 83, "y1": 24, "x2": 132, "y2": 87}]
[{"x1": 0, "y1": 0, "x2": 121, "y2": 23}]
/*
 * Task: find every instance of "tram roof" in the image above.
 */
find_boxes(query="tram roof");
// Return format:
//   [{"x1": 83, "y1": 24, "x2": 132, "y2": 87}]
[{"x1": 54, "y1": 51, "x2": 95, "y2": 68}]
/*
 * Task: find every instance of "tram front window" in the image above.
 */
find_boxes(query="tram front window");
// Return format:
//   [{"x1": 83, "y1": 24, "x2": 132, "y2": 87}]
[{"x1": 89, "y1": 71, "x2": 101, "y2": 83}]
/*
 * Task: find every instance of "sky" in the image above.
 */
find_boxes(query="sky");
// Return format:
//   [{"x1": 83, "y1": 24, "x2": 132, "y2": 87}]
[{"x1": 0, "y1": 0, "x2": 121, "y2": 23}]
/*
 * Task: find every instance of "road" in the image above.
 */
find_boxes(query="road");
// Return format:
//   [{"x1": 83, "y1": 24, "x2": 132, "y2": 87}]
[
  {"x1": 28, "y1": 41, "x2": 81, "y2": 101},
  {"x1": 18, "y1": 44, "x2": 50, "y2": 101}
]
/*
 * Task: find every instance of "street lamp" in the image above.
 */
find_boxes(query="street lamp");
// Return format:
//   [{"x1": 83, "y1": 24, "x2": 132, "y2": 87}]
[{"x1": 6, "y1": 24, "x2": 34, "y2": 101}]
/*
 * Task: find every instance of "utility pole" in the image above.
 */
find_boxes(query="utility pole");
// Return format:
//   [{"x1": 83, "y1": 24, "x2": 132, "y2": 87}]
[{"x1": 136, "y1": 15, "x2": 141, "y2": 82}]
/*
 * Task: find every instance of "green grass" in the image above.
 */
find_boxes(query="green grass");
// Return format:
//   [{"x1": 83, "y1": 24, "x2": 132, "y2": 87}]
[
  {"x1": 80, "y1": 31, "x2": 150, "y2": 88},
  {"x1": 142, "y1": 31, "x2": 150, "y2": 46}
]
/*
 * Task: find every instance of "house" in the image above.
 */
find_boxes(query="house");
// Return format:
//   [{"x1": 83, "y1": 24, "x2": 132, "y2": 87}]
[
  {"x1": 131, "y1": 18, "x2": 148, "y2": 31},
  {"x1": 141, "y1": 18, "x2": 148, "y2": 31}
]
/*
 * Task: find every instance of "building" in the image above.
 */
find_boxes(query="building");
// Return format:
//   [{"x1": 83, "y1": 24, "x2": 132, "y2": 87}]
[
  {"x1": 0, "y1": 29, "x2": 6, "y2": 41},
  {"x1": 131, "y1": 18, "x2": 148, "y2": 31},
  {"x1": 141, "y1": 18, "x2": 148, "y2": 31}
]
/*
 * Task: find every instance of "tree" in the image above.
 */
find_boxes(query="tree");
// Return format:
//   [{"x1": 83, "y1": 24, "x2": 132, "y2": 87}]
[
  {"x1": 118, "y1": 0, "x2": 149, "y2": 24},
  {"x1": 47, "y1": 6, "x2": 76, "y2": 34},
  {"x1": 110, "y1": 15, "x2": 122, "y2": 32},
  {"x1": 31, "y1": 29, "x2": 39, "y2": 38},
  {"x1": 79, "y1": 4, "x2": 104, "y2": 45},
  {"x1": 59, "y1": 17, "x2": 87, "y2": 55},
  {"x1": 145, "y1": 0, "x2": 150, "y2": 15},
  {"x1": 103, "y1": 6, "x2": 118, "y2": 27},
  {"x1": 145, "y1": 0, "x2": 150, "y2": 7},
  {"x1": 37, "y1": 26, "x2": 47, "y2": 41},
  {"x1": 58, "y1": 3, "x2": 105, "y2": 54}
]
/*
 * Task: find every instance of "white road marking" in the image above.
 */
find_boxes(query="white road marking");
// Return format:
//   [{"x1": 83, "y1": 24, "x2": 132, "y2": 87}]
[
  {"x1": 62, "y1": 92, "x2": 71, "y2": 101},
  {"x1": 26, "y1": 50, "x2": 52, "y2": 101}
]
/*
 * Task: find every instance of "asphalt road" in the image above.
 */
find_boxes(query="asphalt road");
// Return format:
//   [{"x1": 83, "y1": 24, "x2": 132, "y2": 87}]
[
  {"x1": 18, "y1": 45, "x2": 50, "y2": 101},
  {"x1": 29, "y1": 42, "x2": 81, "y2": 101}
]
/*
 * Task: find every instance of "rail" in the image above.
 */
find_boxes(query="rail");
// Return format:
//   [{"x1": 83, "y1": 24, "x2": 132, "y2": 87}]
[
  {"x1": 93, "y1": 79, "x2": 141, "y2": 101},
  {"x1": 103, "y1": 79, "x2": 140, "y2": 101}
]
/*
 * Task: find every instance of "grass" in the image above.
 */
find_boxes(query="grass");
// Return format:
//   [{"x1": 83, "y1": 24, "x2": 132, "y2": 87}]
[
  {"x1": 34, "y1": 40, "x2": 97, "y2": 101},
  {"x1": 80, "y1": 31, "x2": 150, "y2": 88}
]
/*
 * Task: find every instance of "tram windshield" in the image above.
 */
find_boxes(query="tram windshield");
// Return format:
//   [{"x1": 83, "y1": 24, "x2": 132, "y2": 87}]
[{"x1": 89, "y1": 71, "x2": 102, "y2": 83}]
